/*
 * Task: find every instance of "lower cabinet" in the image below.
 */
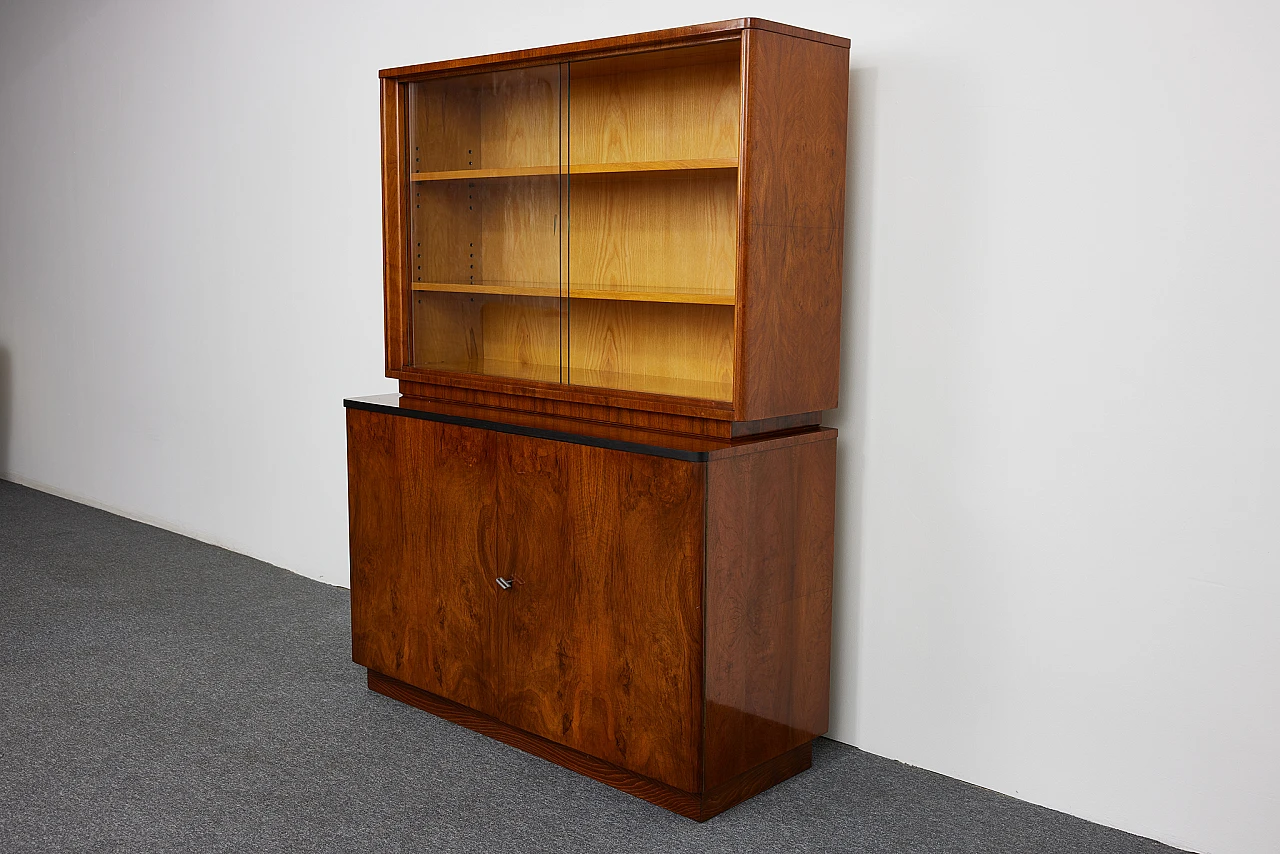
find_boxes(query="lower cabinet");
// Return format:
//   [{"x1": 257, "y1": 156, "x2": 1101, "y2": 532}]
[{"x1": 346, "y1": 401, "x2": 835, "y2": 820}]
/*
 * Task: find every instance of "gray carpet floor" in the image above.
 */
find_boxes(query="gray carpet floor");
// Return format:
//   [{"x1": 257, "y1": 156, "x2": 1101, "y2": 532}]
[{"x1": 0, "y1": 479, "x2": 1188, "y2": 853}]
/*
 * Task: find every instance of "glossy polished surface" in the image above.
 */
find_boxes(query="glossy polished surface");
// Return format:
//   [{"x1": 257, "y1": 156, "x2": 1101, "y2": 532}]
[
  {"x1": 348, "y1": 407, "x2": 704, "y2": 791},
  {"x1": 381, "y1": 19, "x2": 849, "y2": 420}
]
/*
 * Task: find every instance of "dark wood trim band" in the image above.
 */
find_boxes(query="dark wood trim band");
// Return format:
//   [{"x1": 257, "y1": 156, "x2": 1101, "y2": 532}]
[
  {"x1": 366, "y1": 670, "x2": 813, "y2": 821},
  {"x1": 389, "y1": 368, "x2": 735, "y2": 421},
  {"x1": 345, "y1": 395, "x2": 712, "y2": 461}
]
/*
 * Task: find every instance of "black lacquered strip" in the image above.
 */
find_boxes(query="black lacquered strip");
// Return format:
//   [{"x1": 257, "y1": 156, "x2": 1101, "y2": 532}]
[{"x1": 343, "y1": 396, "x2": 710, "y2": 462}]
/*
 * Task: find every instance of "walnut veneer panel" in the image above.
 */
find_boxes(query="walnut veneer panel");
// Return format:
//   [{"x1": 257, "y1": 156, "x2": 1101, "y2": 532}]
[
  {"x1": 737, "y1": 29, "x2": 848, "y2": 420},
  {"x1": 347, "y1": 407, "x2": 704, "y2": 792},
  {"x1": 368, "y1": 671, "x2": 811, "y2": 822},
  {"x1": 348, "y1": 407, "x2": 505, "y2": 719},
  {"x1": 494, "y1": 440, "x2": 705, "y2": 792},
  {"x1": 379, "y1": 19, "x2": 849, "y2": 79},
  {"x1": 704, "y1": 430, "x2": 837, "y2": 788}
]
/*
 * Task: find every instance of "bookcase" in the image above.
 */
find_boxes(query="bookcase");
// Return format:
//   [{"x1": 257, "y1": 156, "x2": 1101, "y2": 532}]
[{"x1": 348, "y1": 19, "x2": 849, "y2": 820}]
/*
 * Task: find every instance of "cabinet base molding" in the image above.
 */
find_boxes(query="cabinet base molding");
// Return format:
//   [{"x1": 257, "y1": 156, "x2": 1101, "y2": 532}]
[{"x1": 367, "y1": 669, "x2": 814, "y2": 822}]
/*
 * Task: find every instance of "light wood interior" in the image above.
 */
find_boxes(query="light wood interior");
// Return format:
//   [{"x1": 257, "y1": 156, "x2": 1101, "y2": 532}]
[
  {"x1": 409, "y1": 67, "x2": 562, "y2": 382},
  {"x1": 413, "y1": 292, "x2": 560, "y2": 384},
  {"x1": 568, "y1": 41, "x2": 741, "y2": 164},
  {"x1": 565, "y1": 41, "x2": 741, "y2": 400},
  {"x1": 412, "y1": 158, "x2": 736, "y2": 182},
  {"x1": 408, "y1": 65, "x2": 559, "y2": 174},
  {"x1": 568, "y1": 301, "x2": 734, "y2": 402},
  {"x1": 413, "y1": 281, "x2": 732, "y2": 306},
  {"x1": 569, "y1": 173, "x2": 737, "y2": 299},
  {"x1": 409, "y1": 175, "x2": 560, "y2": 326},
  {"x1": 407, "y1": 42, "x2": 744, "y2": 400}
]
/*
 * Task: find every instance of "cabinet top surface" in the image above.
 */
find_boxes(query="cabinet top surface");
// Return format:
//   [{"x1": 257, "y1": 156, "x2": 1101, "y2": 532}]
[{"x1": 378, "y1": 18, "x2": 850, "y2": 78}]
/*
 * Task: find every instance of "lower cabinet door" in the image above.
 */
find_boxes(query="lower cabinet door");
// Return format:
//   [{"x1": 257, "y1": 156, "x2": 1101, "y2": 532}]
[
  {"x1": 489, "y1": 439, "x2": 706, "y2": 793},
  {"x1": 347, "y1": 408, "x2": 507, "y2": 719},
  {"x1": 348, "y1": 408, "x2": 706, "y2": 793}
]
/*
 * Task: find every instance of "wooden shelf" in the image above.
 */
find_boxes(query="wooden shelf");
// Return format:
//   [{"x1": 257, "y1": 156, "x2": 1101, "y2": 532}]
[
  {"x1": 411, "y1": 165, "x2": 558, "y2": 182},
  {"x1": 572, "y1": 287, "x2": 733, "y2": 305},
  {"x1": 410, "y1": 158, "x2": 737, "y2": 182},
  {"x1": 413, "y1": 281, "x2": 559, "y2": 299},
  {"x1": 571, "y1": 158, "x2": 737, "y2": 178},
  {"x1": 413, "y1": 281, "x2": 734, "y2": 305}
]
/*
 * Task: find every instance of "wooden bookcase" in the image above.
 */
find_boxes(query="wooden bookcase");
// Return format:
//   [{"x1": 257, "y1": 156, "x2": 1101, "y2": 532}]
[{"x1": 347, "y1": 18, "x2": 849, "y2": 820}]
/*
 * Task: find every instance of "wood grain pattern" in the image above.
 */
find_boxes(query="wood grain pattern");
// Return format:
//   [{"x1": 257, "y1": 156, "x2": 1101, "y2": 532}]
[
  {"x1": 381, "y1": 393, "x2": 758, "y2": 456},
  {"x1": 368, "y1": 671, "x2": 814, "y2": 821},
  {"x1": 379, "y1": 20, "x2": 848, "y2": 80},
  {"x1": 398, "y1": 379, "x2": 737, "y2": 436},
  {"x1": 492, "y1": 441, "x2": 705, "y2": 791},
  {"x1": 570, "y1": 158, "x2": 736, "y2": 176},
  {"x1": 367, "y1": 670, "x2": 705, "y2": 819},
  {"x1": 412, "y1": 159, "x2": 735, "y2": 181},
  {"x1": 410, "y1": 178, "x2": 559, "y2": 294},
  {"x1": 412, "y1": 293, "x2": 560, "y2": 383},
  {"x1": 395, "y1": 370, "x2": 734, "y2": 420},
  {"x1": 478, "y1": 177, "x2": 560, "y2": 285},
  {"x1": 415, "y1": 281, "x2": 732, "y2": 305},
  {"x1": 374, "y1": 391, "x2": 829, "y2": 456},
  {"x1": 413, "y1": 164, "x2": 558, "y2": 181},
  {"x1": 569, "y1": 174, "x2": 737, "y2": 298},
  {"x1": 569, "y1": 46, "x2": 739, "y2": 165},
  {"x1": 408, "y1": 76, "x2": 479, "y2": 175},
  {"x1": 736, "y1": 29, "x2": 849, "y2": 420},
  {"x1": 413, "y1": 280, "x2": 559, "y2": 298},
  {"x1": 703, "y1": 430, "x2": 837, "y2": 788},
  {"x1": 730, "y1": 411, "x2": 822, "y2": 438},
  {"x1": 408, "y1": 66, "x2": 559, "y2": 173},
  {"x1": 407, "y1": 66, "x2": 562, "y2": 370},
  {"x1": 411, "y1": 180, "x2": 478, "y2": 286},
  {"x1": 348, "y1": 408, "x2": 705, "y2": 791},
  {"x1": 387, "y1": 22, "x2": 850, "y2": 427},
  {"x1": 569, "y1": 301, "x2": 734, "y2": 401},
  {"x1": 347, "y1": 407, "x2": 505, "y2": 719},
  {"x1": 477, "y1": 67, "x2": 560, "y2": 170}
]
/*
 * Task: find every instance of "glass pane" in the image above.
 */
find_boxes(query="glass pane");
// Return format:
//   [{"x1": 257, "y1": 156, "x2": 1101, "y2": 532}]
[
  {"x1": 566, "y1": 41, "x2": 740, "y2": 401},
  {"x1": 407, "y1": 65, "x2": 563, "y2": 383}
]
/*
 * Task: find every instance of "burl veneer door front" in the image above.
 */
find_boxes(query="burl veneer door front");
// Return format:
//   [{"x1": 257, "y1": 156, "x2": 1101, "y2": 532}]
[
  {"x1": 486, "y1": 439, "x2": 706, "y2": 793},
  {"x1": 349, "y1": 408, "x2": 705, "y2": 792},
  {"x1": 348, "y1": 408, "x2": 507, "y2": 719}
]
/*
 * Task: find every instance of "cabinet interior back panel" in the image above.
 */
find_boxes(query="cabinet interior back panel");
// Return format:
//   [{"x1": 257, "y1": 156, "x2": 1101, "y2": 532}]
[
  {"x1": 569, "y1": 301, "x2": 734, "y2": 401},
  {"x1": 414, "y1": 178, "x2": 560, "y2": 287},
  {"x1": 569, "y1": 174, "x2": 737, "y2": 296},
  {"x1": 411, "y1": 67, "x2": 560, "y2": 172},
  {"x1": 413, "y1": 293, "x2": 560, "y2": 383},
  {"x1": 569, "y1": 43, "x2": 740, "y2": 164}
]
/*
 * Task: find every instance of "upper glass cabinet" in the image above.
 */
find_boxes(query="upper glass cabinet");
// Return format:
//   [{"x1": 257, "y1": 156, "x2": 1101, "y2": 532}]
[{"x1": 404, "y1": 40, "x2": 742, "y2": 401}]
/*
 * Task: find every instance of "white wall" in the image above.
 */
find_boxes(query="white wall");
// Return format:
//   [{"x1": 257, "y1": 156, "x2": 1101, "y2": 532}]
[{"x1": 2, "y1": 2, "x2": 1277, "y2": 852}]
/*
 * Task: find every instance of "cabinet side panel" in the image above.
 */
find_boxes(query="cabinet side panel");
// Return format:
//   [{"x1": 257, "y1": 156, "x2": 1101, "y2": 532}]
[
  {"x1": 493, "y1": 439, "x2": 705, "y2": 793},
  {"x1": 737, "y1": 30, "x2": 848, "y2": 419},
  {"x1": 347, "y1": 408, "x2": 505, "y2": 718},
  {"x1": 704, "y1": 434, "x2": 836, "y2": 789}
]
